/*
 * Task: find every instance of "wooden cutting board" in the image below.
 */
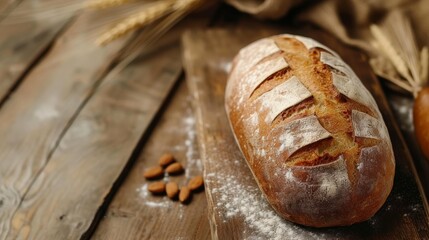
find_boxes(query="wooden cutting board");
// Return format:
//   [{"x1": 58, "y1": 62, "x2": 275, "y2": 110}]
[{"x1": 182, "y1": 27, "x2": 429, "y2": 239}]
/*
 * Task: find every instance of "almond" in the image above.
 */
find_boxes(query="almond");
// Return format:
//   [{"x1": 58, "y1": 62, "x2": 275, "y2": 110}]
[
  {"x1": 143, "y1": 166, "x2": 164, "y2": 179},
  {"x1": 179, "y1": 186, "x2": 191, "y2": 203},
  {"x1": 158, "y1": 153, "x2": 175, "y2": 168},
  {"x1": 166, "y1": 181, "x2": 179, "y2": 199},
  {"x1": 148, "y1": 181, "x2": 166, "y2": 195},
  {"x1": 188, "y1": 175, "x2": 204, "y2": 191},
  {"x1": 165, "y1": 162, "x2": 184, "y2": 175}
]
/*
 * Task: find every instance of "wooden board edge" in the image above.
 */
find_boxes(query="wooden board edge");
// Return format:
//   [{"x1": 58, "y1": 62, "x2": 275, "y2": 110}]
[
  {"x1": 182, "y1": 30, "x2": 218, "y2": 240},
  {"x1": 360, "y1": 51, "x2": 429, "y2": 219}
]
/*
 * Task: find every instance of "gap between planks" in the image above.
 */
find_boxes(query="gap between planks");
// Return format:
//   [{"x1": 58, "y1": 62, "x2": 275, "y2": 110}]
[
  {"x1": 0, "y1": 16, "x2": 77, "y2": 111},
  {"x1": 0, "y1": 0, "x2": 79, "y2": 110},
  {"x1": 1, "y1": 11, "x2": 214, "y2": 240},
  {"x1": 81, "y1": 73, "x2": 184, "y2": 240},
  {"x1": 0, "y1": 10, "x2": 135, "y2": 239},
  {"x1": 5, "y1": 42, "x2": 183, "y2": 239},
  {"x1": 91, "y1": 79, "x2": 211, "y2": 240}
]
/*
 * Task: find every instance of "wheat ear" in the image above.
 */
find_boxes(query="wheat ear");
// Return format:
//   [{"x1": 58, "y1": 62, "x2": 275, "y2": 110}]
[
  {"x1": 108, "y1": 0, "x2": 199, "y2": 77},
  {"x1": 96, "y1": 1, "x2": 175, "y2": 46},
  {"x1": 86, "y1": 0, "x2": 131, "y2": 9},
  {"x1": 370, "y1": 25, "x2": 416, "y2": 87}
]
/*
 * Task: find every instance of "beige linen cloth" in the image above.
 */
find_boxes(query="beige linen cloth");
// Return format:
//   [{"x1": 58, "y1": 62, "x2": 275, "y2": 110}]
[{"x1": 225, "y1": 0, "x2": 429, "y2": 55}]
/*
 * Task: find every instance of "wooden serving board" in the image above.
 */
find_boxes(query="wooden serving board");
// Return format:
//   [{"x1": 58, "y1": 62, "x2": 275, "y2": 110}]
[{"x1": 183, "y1": 27, "x2": 429, "y2": 239}]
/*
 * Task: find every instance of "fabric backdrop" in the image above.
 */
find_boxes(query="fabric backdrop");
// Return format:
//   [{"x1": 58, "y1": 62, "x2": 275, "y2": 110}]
[{"x1": 225, "y1": 0, "x2": 428, "y2": 55}]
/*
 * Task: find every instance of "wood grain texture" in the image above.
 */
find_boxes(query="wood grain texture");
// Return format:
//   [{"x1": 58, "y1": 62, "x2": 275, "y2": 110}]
[
  {"x1": 93, "y1": 80, "x2": 210, "y2": 240},
  {"x1": 0, "y1": 11, "x2": 130, "y2": 239},
  {"x1": 0, "y1": 0, "x2": 76, "y2": 103},
  {"x1": 92, "y1": 13, "x2": 214, "y2": 240},
  {"x1": 5, "y1": 41, "x2": 182, "y2": 239},
  {"x1": 183, "y1": 27, "x2": 429, "y2": 239}
]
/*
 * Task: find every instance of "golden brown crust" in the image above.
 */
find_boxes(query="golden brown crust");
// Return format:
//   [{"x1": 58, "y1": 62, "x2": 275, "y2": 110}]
[{"x1": 225, "y1": 34, "x2": 395, "y2": 227}]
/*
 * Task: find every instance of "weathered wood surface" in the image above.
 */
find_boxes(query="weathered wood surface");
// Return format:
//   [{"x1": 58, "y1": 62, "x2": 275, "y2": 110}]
[
  {"x1": 0, "y1": 11, "x2": 131, "y2": 239},
  {"x1": 6, "y1": 39, "x2": 182, "y2": 240},
  {"x1": 183, "y1": 28, "x2": 429, "y2": 239},
  {"x1": 91, "y1": 13, "x2": 213, "y2": 240},
  {"x1": 93, "y1": 80, "x2": 210, "y2": 240},
  {"x1": 0, "y1": 0, "x2": 76, "y2": 104},
  {"x1": 0, "y1": 7, "x2": 213, "y2": 238}
]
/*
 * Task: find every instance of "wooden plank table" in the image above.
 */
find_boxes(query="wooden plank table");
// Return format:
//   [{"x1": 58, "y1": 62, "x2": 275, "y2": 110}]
[
  {"x1": 92, "y1": 79, "x2": 210, "y2": 240},
  {"x1": 0, "y1": 1, "x2": 427, "y2": 239},
  {"x1": 0, "y1": 0, "x2": 75, "y2": 105}
]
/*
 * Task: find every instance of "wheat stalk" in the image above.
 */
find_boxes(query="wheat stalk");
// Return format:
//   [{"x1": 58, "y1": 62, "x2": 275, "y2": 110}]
[
  {"x1": 86, "y1": 0, "x2": 132, "y2": 10},
  {"x1": 108, "y1": 0, "x2": 200, "y2": 77},
  {"x1": 370, "y1": 25, "x2": 415, "y2": 88},
  {"x1": 370, "y1": 58, "x2": 414, "y2": 92},
  {"x1": 385, "y1": 11, "x2": 423, "y2": 89},
  {"x1": 96, "y1": 0, "x2": 175, "y2": 46},
  {"x1": 370, "y1": 9, "x2": 429, "y2": 97}
]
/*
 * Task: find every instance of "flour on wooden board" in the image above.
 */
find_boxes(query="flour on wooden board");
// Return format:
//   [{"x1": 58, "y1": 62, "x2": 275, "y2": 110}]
[
  {"x1": 137, "y1": 100, "x2": 202, "y2": 207},
  {"x1": 182, "y1": 101, "x2": 203, "y2": 178},
  {"x1": 137, "y1": 184, "x2": 171, "y2": 208},
  {"x1": 209, "y1": 172, "x2": 323, "y2": 240}
]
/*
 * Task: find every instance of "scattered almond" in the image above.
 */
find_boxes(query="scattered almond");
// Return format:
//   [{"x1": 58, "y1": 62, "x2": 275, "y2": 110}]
[
  {"x1": 166, "y1": 181, "x2": 179, "y2": 199},
  {"x1": 158, "y1": 153, "x2": 175, "y2": 168},
  {"x1": 188, "y1": 175, "x2": 204, "y2": 191},
  {"x1": 148, "y1": 181, "x2": 166, "y2": 194},
  {"x1": 179, "y1": 186, "x2": 191, "y2": 203},
  {"x1": 165, "y1": 162, "x2": 184, "y2": 175},
  {"x1": 143, "y1": 166, "x2": 164, "y2": 179}
]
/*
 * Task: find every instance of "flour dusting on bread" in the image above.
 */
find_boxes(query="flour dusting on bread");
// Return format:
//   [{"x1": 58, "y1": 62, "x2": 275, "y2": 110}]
[
  {"x1": 257, "y1": 76, "x2": 312, "y2": 123},
  {"x1": 225, "y1": 34, "x2": 395, "y2": 227}
]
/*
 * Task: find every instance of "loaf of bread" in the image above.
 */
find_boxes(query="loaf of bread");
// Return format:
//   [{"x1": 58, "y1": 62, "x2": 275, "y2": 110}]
[{"x1": 225, "y1": 34, "x2": 395, "y2": 227}]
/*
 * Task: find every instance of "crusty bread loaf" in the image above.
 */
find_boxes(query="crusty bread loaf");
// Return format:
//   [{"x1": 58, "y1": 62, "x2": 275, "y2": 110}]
[{"x1": 225, "y1": 34, "x2": 395, "y2": 227}]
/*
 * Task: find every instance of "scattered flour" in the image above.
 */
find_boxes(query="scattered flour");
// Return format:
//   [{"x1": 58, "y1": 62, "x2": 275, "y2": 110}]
[
  {"x1": 34, "y1": 106, "x2": 59, "y2": 120},
  {"x1": 137, "y1": 97, "x2": 202, "y2": 207},
  {"x1": 182, "y1": 103, "x2": 203, "y2": 178},
  {"x1": 137, "y1": 183, "x2": 171, "y2": 208},
  {"x1": 208, "y1": 172, "x2": 323, "y2": 240}
]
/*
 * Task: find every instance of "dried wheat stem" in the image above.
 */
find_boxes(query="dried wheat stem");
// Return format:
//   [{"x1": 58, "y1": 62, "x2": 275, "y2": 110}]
[
  {"x1": 370, "y1": 25, "x2": 416, "y2": 87},
  {"x1": 370, "y1": 61, "x2": 414, "y2": 93},
  {"x1": 377, "y1": 72, "x2": 414, "y2": 93},
  {"x1": 420, "y1": 46, "x2": 428, "y2": 85},
  {"x1": 386, "y1": 11, "x2": 422, "y2": 88},
  {"x1": 96, "y1": 1, "x2": 175, "y2": 46},
  {"x1": 108, "y1": 1, "x2": 195, "y2": 77},
  {"x1": 86, "y1": 0, "x2": 131, "y2": 9}
]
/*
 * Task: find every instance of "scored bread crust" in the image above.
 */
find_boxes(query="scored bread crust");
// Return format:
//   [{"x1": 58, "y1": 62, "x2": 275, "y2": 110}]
[{"x1": 225, "y1": 34, "x2": 395, "y2": 227}]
